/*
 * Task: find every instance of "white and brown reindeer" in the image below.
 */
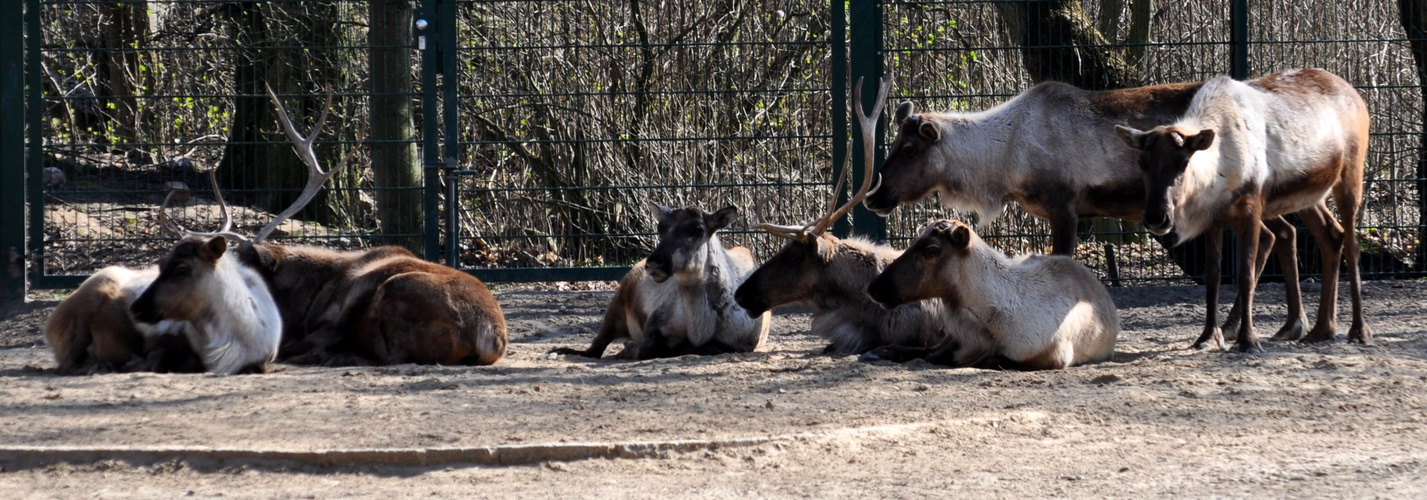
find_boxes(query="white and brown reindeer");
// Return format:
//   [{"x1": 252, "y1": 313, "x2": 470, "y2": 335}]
[
  {"x1": 228, "y1": 85, "x2": 508, "y2": 366},
  {"x1": 1114, "y1": 69, "x2": 1371, "y2": 352},
  {"x1": 863, "y1": 220, "x2": 1119, "y2": 370},
  {"x1": 857, "y1": 77, "x2": 1320, "y2": 344},
  {"x1": 734, "y1": 78, "x2": 960, "y2": 355},
  {"x1": 551, "y1": 202, "x2": 771, "y2": 360}
]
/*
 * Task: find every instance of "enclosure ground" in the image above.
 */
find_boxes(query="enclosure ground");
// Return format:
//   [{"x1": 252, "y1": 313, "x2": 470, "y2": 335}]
[{"x1": 2, "y1": 280, "x2": 1426, "y2": 498}]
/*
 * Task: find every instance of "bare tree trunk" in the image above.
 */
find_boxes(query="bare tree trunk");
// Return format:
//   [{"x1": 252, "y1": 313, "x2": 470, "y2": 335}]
[
  {"x1": 369, "y1": 0, "x2": 422, "y2": 251},
  {"x1": 994, "y1": 0, "x2": 1142, "y2": 90},
  {"x1": 97, "y1": 1, "x2": 150, "y2": 147},
  {"x1": 1398, "y1": 0, "x2": 1427, "y2": 271},
  {"x1": 221, "y1": 2, "x2": 357, "y2": 226}
]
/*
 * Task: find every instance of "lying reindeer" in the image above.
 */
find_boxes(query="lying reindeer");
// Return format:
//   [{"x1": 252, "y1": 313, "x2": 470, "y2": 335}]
[
  {"x1": 864, "y1": 220, "x2": 1119, "y2": 370},
  {"x1": 551, "y1": 202, "x2": 770, "y2": 360},
  {"x1": 1115, "y1": 69, "x2": 1371, "y2": 352},
  {"x1": 735, "y1": 77, "x2": 959, "y2": 355},
  {"x1": 231, "y1": 84, "x2": 507, "y2": 366},
  {"x1": 44, "y1": 266, "x2": 164, "y2": 374}
]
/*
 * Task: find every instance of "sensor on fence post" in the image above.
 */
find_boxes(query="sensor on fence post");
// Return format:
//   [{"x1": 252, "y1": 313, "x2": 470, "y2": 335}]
[{"x1": 416, "y1": 18, "x2": 428, "y2": 50}]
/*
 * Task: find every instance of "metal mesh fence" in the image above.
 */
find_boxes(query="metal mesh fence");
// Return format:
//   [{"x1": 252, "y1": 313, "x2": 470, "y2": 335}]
[
  {"x1": 16, "y1": 0, "x2": 1427, "y2": 288},
  {"x1": 28, "y1": 0, "x2": 418, "y2": 288}
]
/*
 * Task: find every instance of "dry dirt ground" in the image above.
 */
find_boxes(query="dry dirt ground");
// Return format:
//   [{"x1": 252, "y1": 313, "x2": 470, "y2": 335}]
[{"x1": 2, "y1": 279, "x2": 1426, "y2": 498}]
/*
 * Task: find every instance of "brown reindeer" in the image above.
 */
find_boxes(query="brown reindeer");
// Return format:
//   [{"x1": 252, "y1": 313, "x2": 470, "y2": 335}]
[
  {"x1": 550, "y1": 202, "x2": 771, "y2": 360},
  {"x1": 230, "y1": 85, "x2": 507, "y2": 366},
  {"x1": 44, "y1": 266, "x2": 162, "y2": 374},
  {"x1": 864, "y1": 220, "x2": 1119, "y2": 370},
  {"x1": 858, "y1": 77, "x2": 1316, "y2": 343},
  {"x1": 735, "y1": 78, "x2": 961, "y2": 355},
  {"x1": 1115, "y1": 69, "x2": 1370, "y2": 352}
]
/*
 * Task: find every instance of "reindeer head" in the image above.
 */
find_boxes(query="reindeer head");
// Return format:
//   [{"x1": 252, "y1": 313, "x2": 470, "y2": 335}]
[
  {"x1": 867, "y1": 220, "x2": 976, "y2": 308},
  {"x1": 644, "y1": 202, "x2": 739, "y2": 283},
  {"x1": 1114, "y1": 124, "x2": 1215, "y2": 236},
  {"x1": 740, "y1": 77, "x2": 891, "y2": 315},
  {"x1": 734, "y1": 233, "x2": 839, "y2": 316},
  {"x1": 130, "y1": 236, "x2": 230, "y2": 324},
  {"x1": 862, "y1": 101, "x2": 947, "y2": 216}
]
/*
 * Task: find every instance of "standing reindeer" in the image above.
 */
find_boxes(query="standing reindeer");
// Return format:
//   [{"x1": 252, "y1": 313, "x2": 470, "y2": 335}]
[
  {"x1": 858, "y1": 77, "x2": 1318, "y2": 344},
  {"x1": 1114, "y1": 69, "x2": 1371, "y2": 352},
  {"x1": 864, "y1": 220, "x2": 1119, "y2": 370},
  {"x1": 551, "y1": 202, "x2": 770, "y2": 360},
  {"x1": 735, "y1": 78, "x2": 960, "y2": 355},
  {"x1": 229, "y1": 85, "x2": 508, "y2": 366}
]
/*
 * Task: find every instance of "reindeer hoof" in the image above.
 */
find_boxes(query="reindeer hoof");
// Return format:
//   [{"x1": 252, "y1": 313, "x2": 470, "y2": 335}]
[
  {"x1": 1191, "y1": 327, "x2": 1224, "y2": 351},
  {"x1": 1300, "y1": 328, "x2": 1336, "y2": 344},
  {"x1": 857, "y1": 352, "x2": 884, "y2": 363},
  {"x1": 1234, "y1": 342, "x2": 1264, "y2": 355},
  {"x1": 1272, "y1": 319, "x2": 1306, "y2": 341},
  {"x1": 1347, "y1": 326, "x2": 1372, "y2": 345}
]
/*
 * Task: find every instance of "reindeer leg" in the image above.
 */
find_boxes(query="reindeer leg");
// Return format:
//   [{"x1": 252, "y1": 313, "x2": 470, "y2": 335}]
[
  {"x1": 859, "y1": 345, "x2": 935, "y2": 363},
  {"x1": 1221, "y1": 220, "x2": 1277, "y2": 340},
  {"x1": 1332, "y1": 183, "x2": 1371, "y2": 344},
  {"x1": 1192, "y1": 227, "x2": 1226, "y2": 350},
  {"x1": 1229, "y1": 199, "x2": 1265, "y2": 354},
  {"x1": 1299, "y1": 203, "x2": 1343, "y2": 343},
  {"x1": 1264, "y1": 217, "x2": 1307, "y2": 341},
  {"x1": 550, "y1": 290, "x2": 629, "y2": 359},
  {"x1": 1047, "y1": 204, "x2": 1079, "y2": 256}
]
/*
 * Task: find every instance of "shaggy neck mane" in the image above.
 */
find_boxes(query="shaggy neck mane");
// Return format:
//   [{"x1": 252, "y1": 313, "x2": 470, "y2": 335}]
[{"x1": 195, "y1": 256, "x2": 280, "y2": 372}]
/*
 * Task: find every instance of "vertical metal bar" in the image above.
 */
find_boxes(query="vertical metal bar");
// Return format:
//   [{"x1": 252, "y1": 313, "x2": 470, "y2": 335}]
[
  {"x1": 418, "y1": 0, "x2": 442, "y2": 261},
  {"x1": 829, "y1": 0, "x2": 850, "y2": 238},
  {"x1": 439, "y1": 0, "x2": 460, "y2": 267},
  {"x1": 0, "y1": 0, "x2": 31, "y2": 301},
  {"x1": 1230, "y1": 0, "x2": 1249, "y2": 79},
  {"x1": 848, "y1": 0, "x2": 886, "y2": 241},
  {"x1": 24, "y1": 0, "x2": 42, "y2": 289}
]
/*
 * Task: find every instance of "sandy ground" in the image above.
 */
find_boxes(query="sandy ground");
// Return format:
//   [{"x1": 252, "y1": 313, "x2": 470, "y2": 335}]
[{"x1": 1, "y1": 279, "x2": 1426, "y2": 498}]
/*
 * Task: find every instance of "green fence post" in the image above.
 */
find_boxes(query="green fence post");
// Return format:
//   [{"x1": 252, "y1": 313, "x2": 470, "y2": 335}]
[
  {"x1": 1231, "y1": 0, "x2": 1249, "y2": 79},
  {"x1": 849, "y1": 0, "x2": 886, "y2": 242},
  {"x1": 418, "y1": 0, "x2": 442, "y2": 262},
  {"x1": 0, "y1": 0, "x2": 28, "y2": 302},
  {"x1": 439, "y1": 0, "x2": 460, "y2": 268},
  {"x1": 829, "y1": 0, "x2": 851, "y2": 238}
]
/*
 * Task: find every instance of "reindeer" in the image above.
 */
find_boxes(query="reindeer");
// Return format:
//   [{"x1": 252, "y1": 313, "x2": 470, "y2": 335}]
[
  {"x1": 1114, "y1": 69, "x2": 1370, "y2": 352},
  {"x1": 551, "y1": 203, "x2": 770, "y2": 360},
  {"x1": 858, "y1": 77, "x2": 1317, "y2": 343},
  {"x1": 44, "y1": 266, "x2": 164, "y2": 374},
  {"x1": 863, "y1": 220, "x2": 1119, "y2": 370},
  {"x1": 230, "y1": 85, "x2": 507, "y2": 366},
  {"x1": 734, "y1": 78, "x2": 959, "y2": 355}
]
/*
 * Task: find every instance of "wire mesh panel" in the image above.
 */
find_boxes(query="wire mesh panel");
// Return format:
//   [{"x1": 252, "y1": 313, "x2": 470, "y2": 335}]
[
  {"x1": 29, "y1": 0, "x2": 421, "y2": 288},
  {"x1": 448, "y1": 0, "x2": 839, "y2": 280}
]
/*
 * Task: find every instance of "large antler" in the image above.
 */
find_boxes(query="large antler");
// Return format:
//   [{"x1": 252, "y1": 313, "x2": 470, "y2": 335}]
[
  {"x1": 254, "y1": 83, "x2": 362, "y2": 242},
  {"x1": 157, "y1": 167, "x2": 250, "y2": 243},
  {"x1": 804, "y1": 76, "x2": 891, "y2": 236}
]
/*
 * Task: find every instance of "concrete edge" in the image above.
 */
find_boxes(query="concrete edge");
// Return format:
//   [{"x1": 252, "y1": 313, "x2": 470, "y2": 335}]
[{"x1": 0, "y1": 421, "x2": 938, "y2": 471}]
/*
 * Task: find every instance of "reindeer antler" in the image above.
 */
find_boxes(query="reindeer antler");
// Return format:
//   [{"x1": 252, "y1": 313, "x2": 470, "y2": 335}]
[
  {"x1": 805, "y1": 76, "x2": 891, "y2": 236},
  {"x1": 752, "y1": 77, "x2": 892, "y2": 242},
  {"x1": 750, "y1": 192, "x2": 809, "y2": 240},
  {"x1": 157, "y1": 167, "x2": 250, "y2": 243},
  {"x1": 254, "y1": 83, "x2": 362, "y2": 242}
]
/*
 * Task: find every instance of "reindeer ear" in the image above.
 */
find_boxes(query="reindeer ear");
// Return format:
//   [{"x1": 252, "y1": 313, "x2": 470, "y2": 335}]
[
  {"x1": 649, "y1": 201, "x2": 675, "y2": 223},
  {"x1": 1115, "y1": 125, "x2": 1150, "y2": 150},
  {"x1": 809, "y1": 234, "x2": 836, "y2": 262},
  {"x1": 1185, "y1": 129, "x2": 1215, "y2": 152},
  {"x1": 917, "y1": 121, "x2": 940, "y2": 142},
  {"x1": 706, "y1": 206, "x2": 739, "y2": 233},
  {"x1": 947, "y1": 224, "x2": 972, "y2": 250},
  {"x1": 198, "y1": 236, "x2": 228, "y2": 263},
  {"x1": 894, "y1": 101, "x2": 916, "y2": 124}
]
